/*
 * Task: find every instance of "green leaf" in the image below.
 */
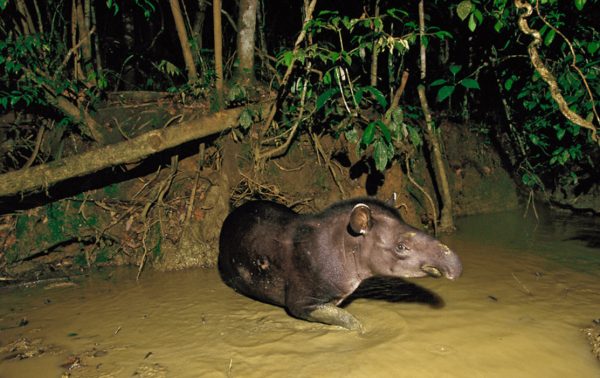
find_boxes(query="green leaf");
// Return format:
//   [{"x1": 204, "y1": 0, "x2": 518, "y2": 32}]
[
  {"x1": 406, "y1": 125, "x2": 421, "y2": 147},
  {"x1": 283, "y1": 52, "x2": 294, "y2": 68},
  {"x1": 431, "y1": 79, "x2": 448, "y2": 86},
  {"x1": 473, "y1": 9, "x2": 483, "y2": 24},
  {"x1": 575, "y1": 0, "x2": 586, "y2": 10},
  {"x1": 494, "y1": 21, "x2": 503, "y2": 33},
  {"x1": 10, "y1": 94, "x2": 21, "y2": 107},
  {"x1": 468, "y1": 13, "x2": 477, "y2": 32},
  {"x1": 373, "y1": 18, "x2": 383, "y2": 31},
  {"x1": 387, "y1": 8, "x2": 409, "y2": 19},
  {"x1": 449, "y1": 65, "x2": 462, "y2": 76},
  {"x1": 362, "y1": 122, "x2": 376, "y2": 146},
  {"x1": 505, "y1": 78, "x2": 513, "y2": 91},
  {"x1": 354, "y1": 87, "x2": 364, "y2": 105},
  {"x1": 316, "y1": 88, "x2": 338, "y2": 112},
  {"x1": 561, "y1": 149, "x2": 570, "y2": 164},
  {"x1": 587, "y1": 42, "x2": 599, "y2": 54},
  {"x1": 438, "y1": 86, "x2": 455, "y2": 102},
  {"x1": 460, "y1": 78, "x2": 480, "y2": 89},
  {"x1": 377, "y1": 121, "x2": 391, "y2": 143},
  {"x1": 544, "y1": 29, "x2": 556, "y2": 46},
  {"x1": 557, "y1": 128, "x2": 566, "y2": 140},
  {"x1": 457, "y1": 1, "x2": 472, "y2": 21},
  {"x1": 374, "y1": 140, "x2": 389, "y2": 171},
  {"x1": 342, "y1": 51, "x2": 352, "y2": 65},
  {"x1": 362, "y1": 86, "x2": 388, "y2": 108},
  {"x1": 530, "y1": 134, "x2": 540, "y2": 145},
  {"x1": 355, "y1": 138, "x2": 364, "y2": 157},
  {"x1": 345, "y1": 127, "x2": 359, "y2": 144},
  {"x1": 239, "y1": 109, "x2": 253, "y2": 130},
  {"x1": 388, "y1": 106, "x2": 404, "y2": 126},
  {"x1": 435, "y1": 31, "x2": 453, "y2": 40}
]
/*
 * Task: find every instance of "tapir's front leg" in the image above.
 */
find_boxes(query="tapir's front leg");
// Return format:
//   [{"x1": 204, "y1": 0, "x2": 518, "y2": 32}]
[
  {"x1": 286, "y1": 286, "x2": 364, "y2": 331},
  {"x1": 307, "y1": 303, "x2": 363, "y2": 331}
]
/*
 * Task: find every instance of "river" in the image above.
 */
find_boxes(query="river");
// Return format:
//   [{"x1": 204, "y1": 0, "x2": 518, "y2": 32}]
[{"x1": 1, "y1": 208, "x2": 599, "y2": 377}]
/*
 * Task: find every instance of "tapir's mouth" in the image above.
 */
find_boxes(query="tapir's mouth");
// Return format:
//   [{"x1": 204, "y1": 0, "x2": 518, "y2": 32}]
[
  {"x1": 421, "y1": 265, "x2": 442, "y2": 278},
  {"x1": 421, "y1": 265, "x2": 462, "y2": 280}
]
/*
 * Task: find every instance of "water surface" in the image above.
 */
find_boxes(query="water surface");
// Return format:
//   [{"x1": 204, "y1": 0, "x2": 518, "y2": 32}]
[{"x1": 1, "y1": 208, "x2": 599, "y2": 377}]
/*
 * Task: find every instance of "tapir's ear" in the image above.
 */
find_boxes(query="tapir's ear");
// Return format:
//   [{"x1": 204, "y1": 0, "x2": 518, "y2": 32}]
[
  {"x1": 350, "y1": 204, "x2": 372, "y2": 234},
  {"x1": 386, "y1": 193, "x2": 397, "y2": 207}
]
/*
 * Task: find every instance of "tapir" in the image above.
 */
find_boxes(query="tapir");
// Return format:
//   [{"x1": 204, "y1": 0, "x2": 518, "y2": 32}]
[{"x1": 218, "y1": 196, "x2": 462, "y2": 331}]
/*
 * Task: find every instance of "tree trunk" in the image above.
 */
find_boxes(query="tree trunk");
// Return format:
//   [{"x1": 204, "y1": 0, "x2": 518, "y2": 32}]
[
  {"x1": 232, "y1": 0, "x2": 258, "y2": 86},
  {"x1": 90, "y1": 2, "x2": 103, "y2": 74},
  {"x1": 213, "y1": 0, "x2": 225, "y2": 109},
  {"x1": 192, "y1": 0, "x2": 209, "y2": 61},
  {"x1": 256, "y1": 0, "x2": 268, "y2": 75},
  {"x1": 71, "y1": 0, "x2": 83, "y2": 81},
  {"x1": 169, "y1": 0, "x2": 198, "y2": 82},
  {"x1": 419, "y1": 0, "x2": 426, "y2": 79},
  {"x1": 80, "y1": 0, "x2": 96, "y2": 85},
  {"x1": 15, "y1": 0, "x2": 35, "y2": 36},
  {"x1": 418, "y1": 0, "x2": 454, "y2": 232},
  {"x1": 370, "y1": 1, "x2": 380, "y2": 87},
  {"x1": 119, "y1": 8, "x2": 136, "y2": 90},
  {"x1": 0, "y1": 102, "x2": 274, "y2": 198},
  {"x1": 418, "y1": 85, "x2": 454, "y2": 232}
]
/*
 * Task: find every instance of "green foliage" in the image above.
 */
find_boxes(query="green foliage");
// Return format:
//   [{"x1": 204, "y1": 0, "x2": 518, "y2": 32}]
[
  {"x1": 430, "y1": 65, "x2": 480, "y2": 102},
  {"x1": 228, "y1": 84, "x2": 248, "y2": 103},
  {"x1": 106, "y1": 0, "x2": 156, "y2": 18},
  {"x1": 466, "y1": 0, "x2": 600, "y2": 195},
  {"x1": 74, "y1": 253, "x2": 88, "y2": 267},
  {"x1": 239, "y1": 109, "x2": 254, "y2": 130},
  {"x1": 271, "y1": 8, "x2": 452, "y2": 172},
  {"x1": 158, "y1": 58, "x2": 213, "y2": 102}
]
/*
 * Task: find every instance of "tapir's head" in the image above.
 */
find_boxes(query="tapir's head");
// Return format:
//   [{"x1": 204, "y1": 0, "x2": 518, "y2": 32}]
[{"x1": 348, "y1": 199, "x2": 462, "y2": 281}]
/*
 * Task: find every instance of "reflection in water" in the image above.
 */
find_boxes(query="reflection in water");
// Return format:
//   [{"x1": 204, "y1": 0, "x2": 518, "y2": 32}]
[
  {"x1": 345, "y1": 276, "x2": 444, "y2": 308},
  {"x1": 0, "y1": 209, "x2": 599, "y2": 377}
]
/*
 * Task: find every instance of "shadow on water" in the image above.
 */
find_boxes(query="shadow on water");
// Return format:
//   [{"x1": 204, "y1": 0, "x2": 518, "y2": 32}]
[{"x1": 343, "y1": 276, "x2": 444, "y2": 309}]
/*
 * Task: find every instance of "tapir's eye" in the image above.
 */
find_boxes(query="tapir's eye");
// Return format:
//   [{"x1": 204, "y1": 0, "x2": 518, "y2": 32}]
[
  {"x1": 394, "y1": 244, "x2": 409, "y2": 259},
  {"x1": 396, "y1": 244, "x2": 408, "y2": 255}
]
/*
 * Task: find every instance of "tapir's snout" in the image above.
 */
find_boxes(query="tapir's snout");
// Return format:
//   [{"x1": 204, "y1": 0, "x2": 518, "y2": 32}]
[{"x1": 421, "y1": 243, "x2": 463, "y2": 281}]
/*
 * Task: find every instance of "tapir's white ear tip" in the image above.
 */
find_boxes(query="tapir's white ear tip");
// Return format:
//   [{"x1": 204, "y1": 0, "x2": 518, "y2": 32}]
[{"x1": 352, "y1": 203, "x2": 370, "y2": 211}]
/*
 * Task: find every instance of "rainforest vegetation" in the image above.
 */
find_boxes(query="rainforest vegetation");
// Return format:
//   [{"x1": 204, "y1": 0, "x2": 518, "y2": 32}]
[{"x1": 0, "y1": 0, "x2": 598, "y2": 279}]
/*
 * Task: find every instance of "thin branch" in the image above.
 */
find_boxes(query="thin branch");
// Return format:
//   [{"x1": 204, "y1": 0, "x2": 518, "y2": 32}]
[
  {"x1": 259, "y1": 0, "x2": 318, "y2": 139},
  {"x1": 54, "y1": 25, "x2": 96, "y2": 82},
  {"x1": 534, "y1": 1, "x2": 599, "y2": 127},
  {"x1": 515, "y1": 0, "x2": 598, "y2": 144},
  {"x1": 22, "y1": 123, "x2": 45, "y2": 170},
  {"x1": 405, "y1": 158, "x2": 437, "y2": 236}
]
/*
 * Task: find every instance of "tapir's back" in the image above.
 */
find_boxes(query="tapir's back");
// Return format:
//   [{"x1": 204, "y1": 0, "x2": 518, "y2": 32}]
[{"x1": 218, "y1": 200, "x2": 298, "y2": 304}]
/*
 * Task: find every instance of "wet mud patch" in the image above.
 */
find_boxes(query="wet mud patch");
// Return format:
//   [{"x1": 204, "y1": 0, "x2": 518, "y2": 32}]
[{"x1": 217, "y1": 299, "x2": 409, "y2": 349}]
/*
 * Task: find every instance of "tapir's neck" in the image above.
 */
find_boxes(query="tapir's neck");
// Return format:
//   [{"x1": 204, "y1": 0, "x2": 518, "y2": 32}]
[{"x1": 341, "y1": 230, "x2": 373, "y2": 283}]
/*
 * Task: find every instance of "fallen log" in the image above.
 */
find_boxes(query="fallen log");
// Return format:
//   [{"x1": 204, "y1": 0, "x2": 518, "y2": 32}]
[{"x1": 0, "y1": 101, "x2": 274, "y2": 198}]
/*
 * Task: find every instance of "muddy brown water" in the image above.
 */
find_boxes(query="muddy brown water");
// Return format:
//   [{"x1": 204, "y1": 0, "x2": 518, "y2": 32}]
[{"x1": 1, "y1": 209, "x2": 599, "y2": 378}]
